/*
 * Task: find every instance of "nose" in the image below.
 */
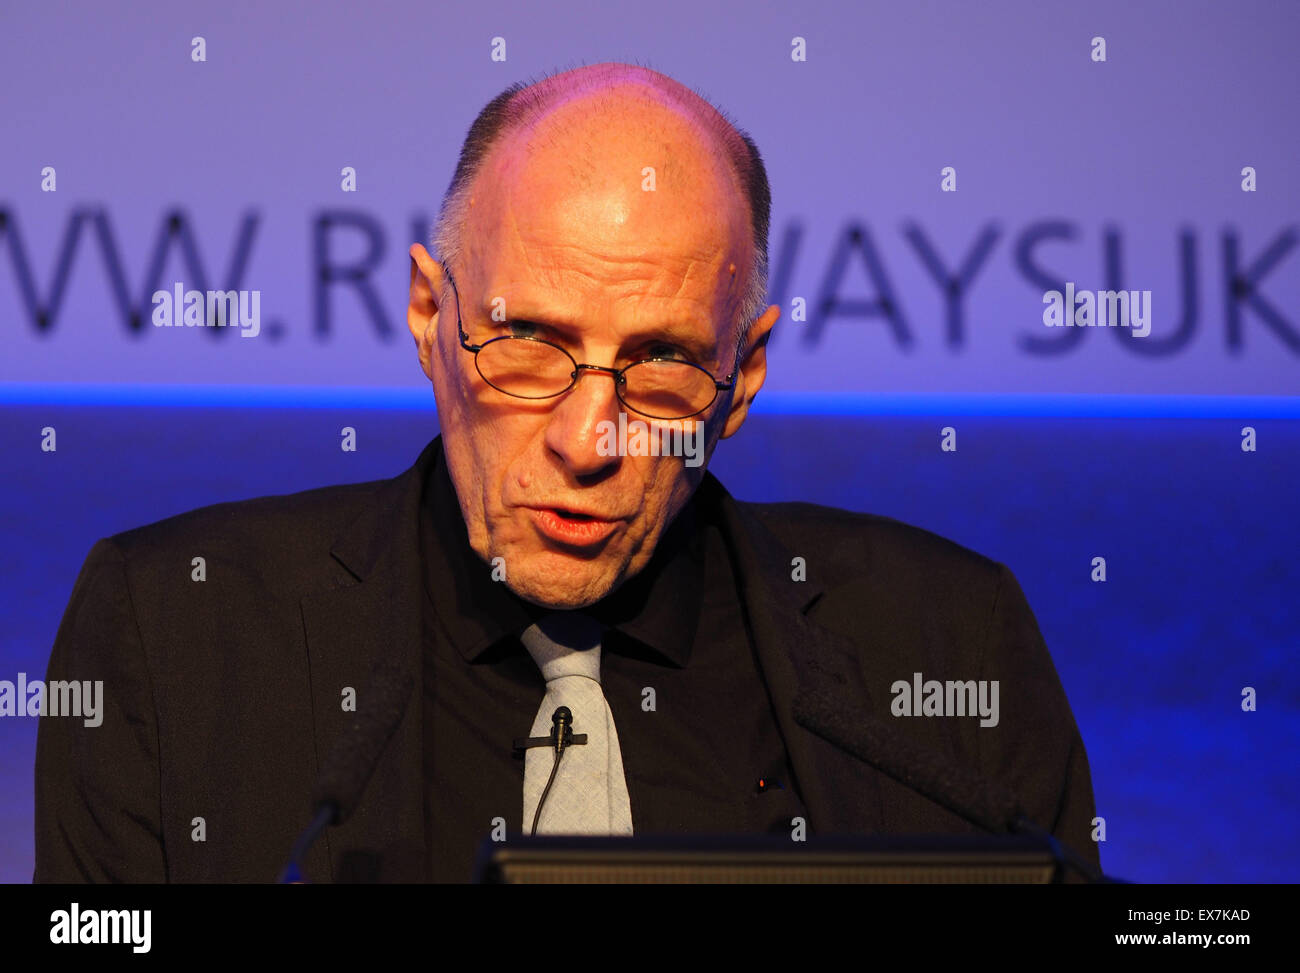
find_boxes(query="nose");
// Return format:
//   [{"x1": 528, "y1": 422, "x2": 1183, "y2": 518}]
[{"x1": 543, "y1": 364, "x2": 624, "y2": 477}]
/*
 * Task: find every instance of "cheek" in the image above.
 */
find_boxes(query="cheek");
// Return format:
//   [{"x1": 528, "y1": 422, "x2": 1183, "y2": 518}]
[
  {"x1": 467, "y1": 412, "x2": 550, "y2": 522},
  {"x1": 433, "y1": 350, "x2": 522, "y2": 485},
  {"x1": 434, "y1": 381, "x2": 513, "y2": 520},
  {"x1": 430, "y1": 335, "x2": 468, "y2": 418},
  {"x1": 631, "y1": 459, "x2": 692, "y2": 531}
]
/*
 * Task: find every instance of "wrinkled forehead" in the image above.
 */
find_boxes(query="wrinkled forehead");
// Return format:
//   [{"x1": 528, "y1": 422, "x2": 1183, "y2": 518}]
[{"x1": 460, "y1": 95, "x2": 752, "y2": 294}]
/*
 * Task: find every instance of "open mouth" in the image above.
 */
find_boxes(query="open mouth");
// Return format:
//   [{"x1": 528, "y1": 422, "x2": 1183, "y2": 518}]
[{"x1": 528, "y1": 507, "x2": 620, "y2": 548}]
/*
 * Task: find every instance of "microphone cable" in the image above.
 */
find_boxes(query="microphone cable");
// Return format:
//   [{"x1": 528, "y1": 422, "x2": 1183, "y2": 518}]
[
  {"x1": 530, "y1": 750, "x2": 563, "y2": 837},
  {"x1": 513, "y1": 705, "x2": 587, "y2": 836}
]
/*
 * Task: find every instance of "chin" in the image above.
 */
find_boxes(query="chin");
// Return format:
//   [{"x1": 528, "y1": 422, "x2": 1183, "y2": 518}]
[{"x1": 502, "y1": 547, "x2": 633, "y2": 610}]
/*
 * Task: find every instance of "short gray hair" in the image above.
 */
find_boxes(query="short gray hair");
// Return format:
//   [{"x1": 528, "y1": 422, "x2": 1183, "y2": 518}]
[{"x1": 430, "y1": 62, "x2": 771, "y2": 360}]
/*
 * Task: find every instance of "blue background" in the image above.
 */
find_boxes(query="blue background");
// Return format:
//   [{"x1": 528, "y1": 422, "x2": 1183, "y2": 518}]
[{"x1": 2, "y1": 392, "x2": 1296, "y2": 882}]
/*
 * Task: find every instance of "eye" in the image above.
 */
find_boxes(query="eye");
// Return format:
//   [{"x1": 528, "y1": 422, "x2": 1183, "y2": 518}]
[
  {"x1": 645, "y1": 342, "x2": 690, "y2": 362},
  {"x1": 504, "y1": 319, "x2": 542, "y2": 339}
]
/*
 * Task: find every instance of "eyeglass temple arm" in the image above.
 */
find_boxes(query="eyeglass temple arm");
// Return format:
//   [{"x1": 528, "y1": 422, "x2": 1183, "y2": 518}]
[{"x1": 443, "y1": 267, "x2": 482, "y2": 351}]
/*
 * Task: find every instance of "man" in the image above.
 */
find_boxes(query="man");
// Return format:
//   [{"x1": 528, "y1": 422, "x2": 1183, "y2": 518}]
[{"x1": 35, "y1": 62, "x2": 1099, "y2": 882}]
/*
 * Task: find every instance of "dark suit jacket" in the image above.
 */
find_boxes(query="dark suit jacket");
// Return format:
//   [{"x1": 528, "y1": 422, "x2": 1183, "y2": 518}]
[{"x1": 35, "y1": 435, "x2": 1100, "y2": 882}]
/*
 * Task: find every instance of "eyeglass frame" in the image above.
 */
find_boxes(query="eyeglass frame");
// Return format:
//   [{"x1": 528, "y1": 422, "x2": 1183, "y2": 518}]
[{"x1": 440, "y1": 263, "x2": 742, "y2": 421}]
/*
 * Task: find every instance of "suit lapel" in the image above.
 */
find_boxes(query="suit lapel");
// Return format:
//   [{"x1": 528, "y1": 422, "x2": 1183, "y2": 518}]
[
  {"x1": 298, "y1": 439, "x2": 438, "y2": 882},
  {"x1": 711, "y1": 483, "x2": 887, "y2": 834}
]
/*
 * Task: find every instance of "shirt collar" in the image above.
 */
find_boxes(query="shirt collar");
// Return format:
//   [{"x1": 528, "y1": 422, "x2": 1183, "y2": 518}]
[{"x1": 421, "y1": 441, "x2": 703, "y2": 668}]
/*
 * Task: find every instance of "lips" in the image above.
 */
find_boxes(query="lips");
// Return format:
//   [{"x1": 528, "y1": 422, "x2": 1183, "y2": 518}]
[
  {"x1": 548, "y1": 507, "x2": 600, "y2": 520},
  {"x1": 526, "y1": 505, "x2": 623, "y2": 548}
]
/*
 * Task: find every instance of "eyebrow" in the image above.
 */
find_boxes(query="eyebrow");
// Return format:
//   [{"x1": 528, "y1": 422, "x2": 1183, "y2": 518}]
[{"x1": 476, "y1": 300, "x2": 721, "y2": 364}]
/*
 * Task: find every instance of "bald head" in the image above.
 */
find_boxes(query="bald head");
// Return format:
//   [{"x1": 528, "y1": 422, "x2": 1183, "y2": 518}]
[{"x1": 432, "y1": 62, "x2": 771, "y2": 346}]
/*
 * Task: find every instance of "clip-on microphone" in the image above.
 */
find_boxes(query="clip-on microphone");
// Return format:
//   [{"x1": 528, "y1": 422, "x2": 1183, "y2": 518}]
[{"x1": 512, "y1": 706, "x2": 588, "y2": 835}]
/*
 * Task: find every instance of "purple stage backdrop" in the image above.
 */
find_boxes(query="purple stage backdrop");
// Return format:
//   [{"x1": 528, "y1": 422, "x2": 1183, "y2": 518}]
[{"x1": 2, "y1": 0, "x2": 1298, "y2": 397}]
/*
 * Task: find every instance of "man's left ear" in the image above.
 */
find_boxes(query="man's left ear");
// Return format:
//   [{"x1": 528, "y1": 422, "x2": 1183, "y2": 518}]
[{"x1": 720, "y1": 302, "x2": 780, "y2": 440}]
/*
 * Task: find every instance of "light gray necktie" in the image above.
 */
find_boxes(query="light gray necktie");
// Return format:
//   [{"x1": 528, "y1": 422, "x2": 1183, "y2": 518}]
[{"x1": 520, "y1": 613, "x2": 634, "y2": 836}]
